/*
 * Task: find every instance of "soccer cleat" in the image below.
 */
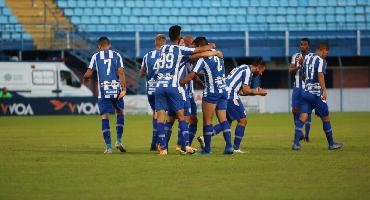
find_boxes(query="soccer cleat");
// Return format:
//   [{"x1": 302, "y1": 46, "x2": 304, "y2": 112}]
[
  {"x1": 150, "y1": 145, "x2": 157, "y2": 151},
  {"x1": 175, "y1": 145, "x2": 182, "y2": 153},
  {"x1": 299, "y1": 135, "x2": 305, "y2": 141},
  {"x1": 115, "y1": 143, "x2": 127, "y2": 152},
  {"x1": 223, "y1": 146, "x2": 234, "y2": 154},
  {"x1": 304, "y1": 136, "x2": 310, "y2": 142},
  {"x1": 292, "y1": 144, "x2": 301, "y2": 151},
  {"x1": 328, "y1": 143, "x2": 343, "y2": 150},
  {"x1": 197, "y1": 136, "x2": 205, "y2": 150},
  {"x1": 233, "y1": 149, "x2": 247, "y2": 154},
  {"x1": 157, "y1": 144, "x2": 168, "y2": 156},
  {"x1": 194, "y1": 149, "x2": 211, "y2": 155},
  {"x1": 104, "y1": 148, "x2": 112, "y2": 154},
  {"x1": 185, "y1": 146, "x2": 196, "y2": 154}
]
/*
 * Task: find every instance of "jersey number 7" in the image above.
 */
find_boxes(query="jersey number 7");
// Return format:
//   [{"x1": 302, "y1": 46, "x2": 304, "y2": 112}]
[{"x1": 104, "y1": 59, "x2": 112, "y2": 75}]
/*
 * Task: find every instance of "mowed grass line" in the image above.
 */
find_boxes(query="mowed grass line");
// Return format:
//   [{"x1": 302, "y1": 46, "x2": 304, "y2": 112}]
[{"x1": 0, "y1": 113, "x2": 369, "y2": 200}]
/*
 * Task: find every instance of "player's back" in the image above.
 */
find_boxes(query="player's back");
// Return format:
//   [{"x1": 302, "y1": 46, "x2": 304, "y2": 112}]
[
  {"x1": 226, "y1": 64, "x2": 252, "y2": 98},
  {"x1": 143, "y1": 50, "x2": 161, "y2": 81},
  {"x1": 156, "y1": 44, "x2": 195, "y2": 88},
  {"x1": 303, "y1": 53, "x2": 326, "y2": 96},
  {"x1": 194, "y1": 54, "x2": 226, "y2": 95},
  {"x1": 91, "y1": 50, "x2": 123, "y2": 98}
]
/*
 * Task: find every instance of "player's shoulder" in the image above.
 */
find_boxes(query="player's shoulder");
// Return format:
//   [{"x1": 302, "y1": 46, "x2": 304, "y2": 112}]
[{"x1": 111, "y1": 50, "x2": 122, "y2": 58}]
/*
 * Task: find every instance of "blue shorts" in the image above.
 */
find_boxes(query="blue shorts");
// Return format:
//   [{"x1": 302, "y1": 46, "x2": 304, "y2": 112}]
[
  {"x1": 98, "y1": 98, "x2": 124, "y2": 114},
  {"x1": 291, "y1": 87, "x2": 303, "y2": 109},
  {"x1": 155, "y1": 87, "x2": 184, "y2": 112},
  {"x1": 168, "y1": 97, "x2": 190, "y2": 117},
  {"x1": 301, "y1": 91, "x2": 329, "y2": 118},
  {"x1": 189, "y1": 96, "x2": 197, "y2": 116},
  {"x1": 147, "y1": 94, "x2": 155, "y2": 111},
  {"x1": 202, "y1": 92, "x2": 227, "y2": 110},
  {"x1": 226, "y1": 98, "x2": 247, "y2": 121}
]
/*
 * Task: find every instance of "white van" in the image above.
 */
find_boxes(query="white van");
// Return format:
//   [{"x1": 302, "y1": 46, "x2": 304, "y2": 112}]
[{"x1": 0, "y1": 62, "x2": 93, "y2": 97}]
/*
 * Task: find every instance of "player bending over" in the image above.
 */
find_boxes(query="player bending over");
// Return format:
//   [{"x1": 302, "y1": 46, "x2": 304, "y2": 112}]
[
  {"x1": 211, "y1": 58, "x2": 267, "y2": 153},
  {"x1": 292, "y1": 42, "x2": 343, "y2": 150},
  {"x1": 83, "y1": 37, "x2": 127, "y2": 154},
  {"x1": 180, "y1": 36, "x2": 233, "y2": 155},
  {"x1": 140, "y1": 34, "x2": 166, "y2": 151}
]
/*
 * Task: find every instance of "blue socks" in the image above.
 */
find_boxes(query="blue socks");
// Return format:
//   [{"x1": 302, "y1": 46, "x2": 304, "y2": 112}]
[
  {"x1": 188, "y1": 123, "x2": 197, "y2": 145},
  {"x1": 294, "y1": 120, "x2": 304, "y2": 145},
  {"x1": 157, "y1": 122, "x2": 166, "y2": 148},
  {"x1": 151, "y1": 118, "x2": 157, "y2": 148},
  {"x1": 221, "y1": 121, "x2": 232, "y2": 148},
  {"x1": 293, "y1": 113, "x2": 299, "y2": 126},
  {"x1": 165, "y1": 121, "x2": 174, "y2": 148},
  {"x1": 234, "y1": 125, "x2": 245, "y2": 150},
  {"x1": 102, "y1": 119, "x2": 112, "y2": 149},
  {"x1": 323, "y1": 121, "x2": 334, "y2": 146},
  {"x1": 203, "y1": 125, "x2": 213, "y2": 153},
  {"x1": 116, "y1": 114, "x2": 124, "y2": 144},
  {"x1": 212, "y1": 123, "x2": 222, "y2": 136},
  {"x1": 305, "y1": 113, "x2": 312, "y2": 138},
  {"x1": 179, "y1": 120, "x2": 190, "y2": 149}
]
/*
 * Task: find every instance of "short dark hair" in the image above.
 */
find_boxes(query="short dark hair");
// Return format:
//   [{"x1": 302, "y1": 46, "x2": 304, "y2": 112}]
[
  {"x1": 317, "y1": 42, "x2": 329, "y2": 50},
  {"x1": 98, "y1": 36, "x2": 110, "y2": 47},
  {"x1": 252, "y1": 57, "x2": 264, "y2": 66},
  {"x1": 300, "y1": 38, "x2": 310, "y2": 45},
  {"x1": 169, "y1": 25, "x2": 181, "y2": 42},
  {"x1": 193, "y1": 37, "x2": 208, "y2": 47}
]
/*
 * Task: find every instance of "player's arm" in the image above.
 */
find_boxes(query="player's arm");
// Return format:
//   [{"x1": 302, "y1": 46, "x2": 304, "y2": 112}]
[
  {"x1": 140, "y1": 54, "x2": 147, "y2": 77},
  {"x1": 239, "y1": 85, "x2": 267, "y2": 96},
  {"x1": 193, "y1": 74, "x2": 205, "y2": 88},
  {"x1": 180, "y1": 71, "x2": 196, "y2": 86},
  {"x1": 190, "y1": 50, "x2": 224, "y2": 60},
  {"x1": 117, "y1": 54, "x2": 127, "y2": 99},
  {"x1": 289, "y1": 54, "x2": 302, "y2": 74},
  {"x1": 194, "y1": 43, "x2": 216, "y2": 53},
  {"x1": 318, "y1": 72, "x2": 327, "y2": 100},
  {"x1": 82, "y1": 55, "x2": 96, "y2": 83}
]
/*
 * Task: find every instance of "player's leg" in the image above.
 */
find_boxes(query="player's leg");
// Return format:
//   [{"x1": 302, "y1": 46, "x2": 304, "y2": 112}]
[
  {"x1": 113, "y1": 98, "x2": 126, "y2": 152},
  {"x1": 233, "y1": 118, "x2": 247, "y2": 153},
  {"x1": 188, "y1": 97, "x2": 198, "y2": 145},
  {"x1": 291, "y1": 88, "x2": 301, "y2": 126},
  {"x1": 198, "y1": 100, "x2": 217, "y2": 154},
  {"x1": 305, "y1": 113, "x2": 312, "y2": 142},
  {"x1": 166, "y1": 112, "x2": 175, "y2": 150},
  {"x1": 148, "y1": 94, "x2": 157, "y2": 151},
  {"x1": 315, "y1": 98, "x2": 343, "y2": 150},
  {"x1": 98, "y1": 98, "x2": 113, "y2": 154},
  {"x1": 292, "y1": 91, "x2": 313, "y2": 150},
  {"x1": 215, "y1": 98, "x2": 234, "y2": 154},
  {"x1": 155, "y1": 88, "x2": 169, "y2": 155}
]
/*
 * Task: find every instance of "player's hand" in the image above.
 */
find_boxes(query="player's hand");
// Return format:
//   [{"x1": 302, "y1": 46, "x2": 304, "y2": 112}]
[
  {"x1": 209, "y1": 43, "x2": 216, "y2": 49},
  {"x1": 118, "y1": 89, "x2": 126, "y2": 99},
  {"x1": 179, "y1": 79, "x2": 186, "y2": 86},
  {"x1": 216, "y1": 51, "x2": 224, "y2": 59},
  {"x1": 321, "y1": 90, "x2": 327, "y2": 101},
  {"x1": 298, "y1": 56, "x2": 304, "y2": 66},
  {"x1": 258, "y1": 88, "x2": 267, "y2": 96}
]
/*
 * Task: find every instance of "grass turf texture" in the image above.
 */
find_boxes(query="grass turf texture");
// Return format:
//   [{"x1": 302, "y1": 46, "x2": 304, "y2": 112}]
[{"x1": 0, "y1": 112, "x2": 369, "y2": 200}]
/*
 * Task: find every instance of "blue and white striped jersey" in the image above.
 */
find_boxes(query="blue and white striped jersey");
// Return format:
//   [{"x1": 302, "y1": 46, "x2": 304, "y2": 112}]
[
  {"x1": 226, "y1": 65, "x2": 253, "y2": 100},
  {"x1": 193, "y1": 53, "x2": 227, "y2": 97},
  {"x1": 156, "y1": 44, "x2": 195, "y2": 88},
  {"x1": 291, "y1": 52, "x2": 310, "y2": 89},
  {"x1": 141, "y1": 50, "x2": 161, "y2": 95},
  {"x1": 178, "y1": 61, "x2": 195, "y2": 99},
  {"x1": 302, "y1": 53, "x2": 327, "y2": 96},
  {"x1": 88, "y1": 50, "x2": 124, "y2": 99}
]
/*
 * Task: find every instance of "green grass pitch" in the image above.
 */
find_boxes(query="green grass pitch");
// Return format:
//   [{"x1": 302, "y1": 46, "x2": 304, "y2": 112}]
[{"x1": 1, "y1": 112, "x2": 370, "y2": 200}]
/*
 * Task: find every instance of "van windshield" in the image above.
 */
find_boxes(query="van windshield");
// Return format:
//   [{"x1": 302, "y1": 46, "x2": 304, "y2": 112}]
[{"x1": 60, "y1": 70, "x2": 81, "y2": 88}]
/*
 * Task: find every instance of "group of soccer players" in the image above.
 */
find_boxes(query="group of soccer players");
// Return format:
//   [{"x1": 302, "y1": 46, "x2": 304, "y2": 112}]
[{"x1": 82, "y1": 25, "x2": 343, "y2": 155}]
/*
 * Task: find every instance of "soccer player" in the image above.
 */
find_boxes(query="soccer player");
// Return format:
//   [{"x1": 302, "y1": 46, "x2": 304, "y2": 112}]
[
  {"x1": 140, "y1": 34, "x2": 166, "y2": 151},
  {"x1": 180, "y1": 36, "x2": 234, "y2": 155},
  {"x1": 155, "y1": 25, "x2": 217, "y2": 155},
  {"x1": 290, "y1": 38, "x2": 312, "y2": 142},
  {"x1": 83, "y1": 36, "x2": 126, "y2": 154},
  {"x1": 211, "y1": 58, "x2": 267, "y2": 153},
  {"x1": 292, "y1": 42, "x2": 343, "y2": 150}
]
